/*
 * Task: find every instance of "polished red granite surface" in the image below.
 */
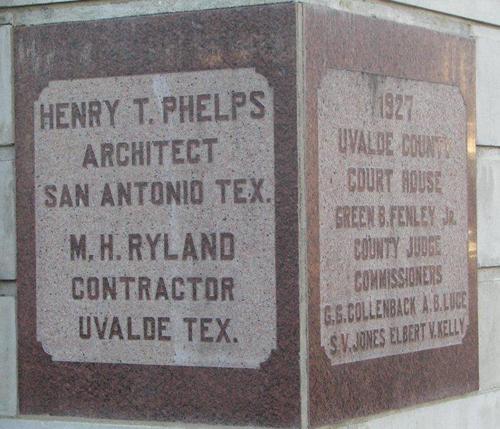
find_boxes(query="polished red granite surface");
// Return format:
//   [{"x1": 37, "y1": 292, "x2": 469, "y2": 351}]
[
  {"x1": 304, "y1": 6, "x2": 478, "y2": 426},
  {"x1": 16, "y1": 4, "x2": 300, "y2": 426},
  {"x1": 14, "y1": 3, "x2": 477, "y2": 427}
]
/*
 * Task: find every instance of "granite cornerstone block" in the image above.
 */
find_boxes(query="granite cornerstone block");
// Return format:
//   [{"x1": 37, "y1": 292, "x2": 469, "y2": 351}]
[
  {"x1": 305, "y1": 6, "x2": 477, "y2": 426},
  {"x1": 16, "y1": 4, "x2": 299, "y2": 426},
  {"x1": 14, "y1": 3, "x2": 477, "y2": 427}
]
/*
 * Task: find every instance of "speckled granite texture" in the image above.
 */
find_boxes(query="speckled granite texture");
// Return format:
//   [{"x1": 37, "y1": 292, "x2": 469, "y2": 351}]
[
  {"x1": 16, "y1": 4, "x2": 300, "y2": 427},
  {"x1": 14, "y1": 3, "x2": 477, "y2": 428},
  {"x1": 304, "y1": 6, "x2": 478, "y2": 426}
]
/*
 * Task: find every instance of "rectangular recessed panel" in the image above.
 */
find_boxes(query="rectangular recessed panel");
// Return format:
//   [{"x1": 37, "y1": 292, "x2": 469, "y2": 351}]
[
  {"x1": 34, "y1": 69, "x2": 276, "y2": 369},
  {"x1": 318, "y1": 70, "x2": 468, "y2": 365}
]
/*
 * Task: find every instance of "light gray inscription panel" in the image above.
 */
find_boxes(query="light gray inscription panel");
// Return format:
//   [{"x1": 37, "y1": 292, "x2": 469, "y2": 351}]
[
  {"x1": 35, "y1": 68, "x2": 277, "y2": 368},
  {"x1": 318, "y1": 69, "x2": 469, "y2": 365}
]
